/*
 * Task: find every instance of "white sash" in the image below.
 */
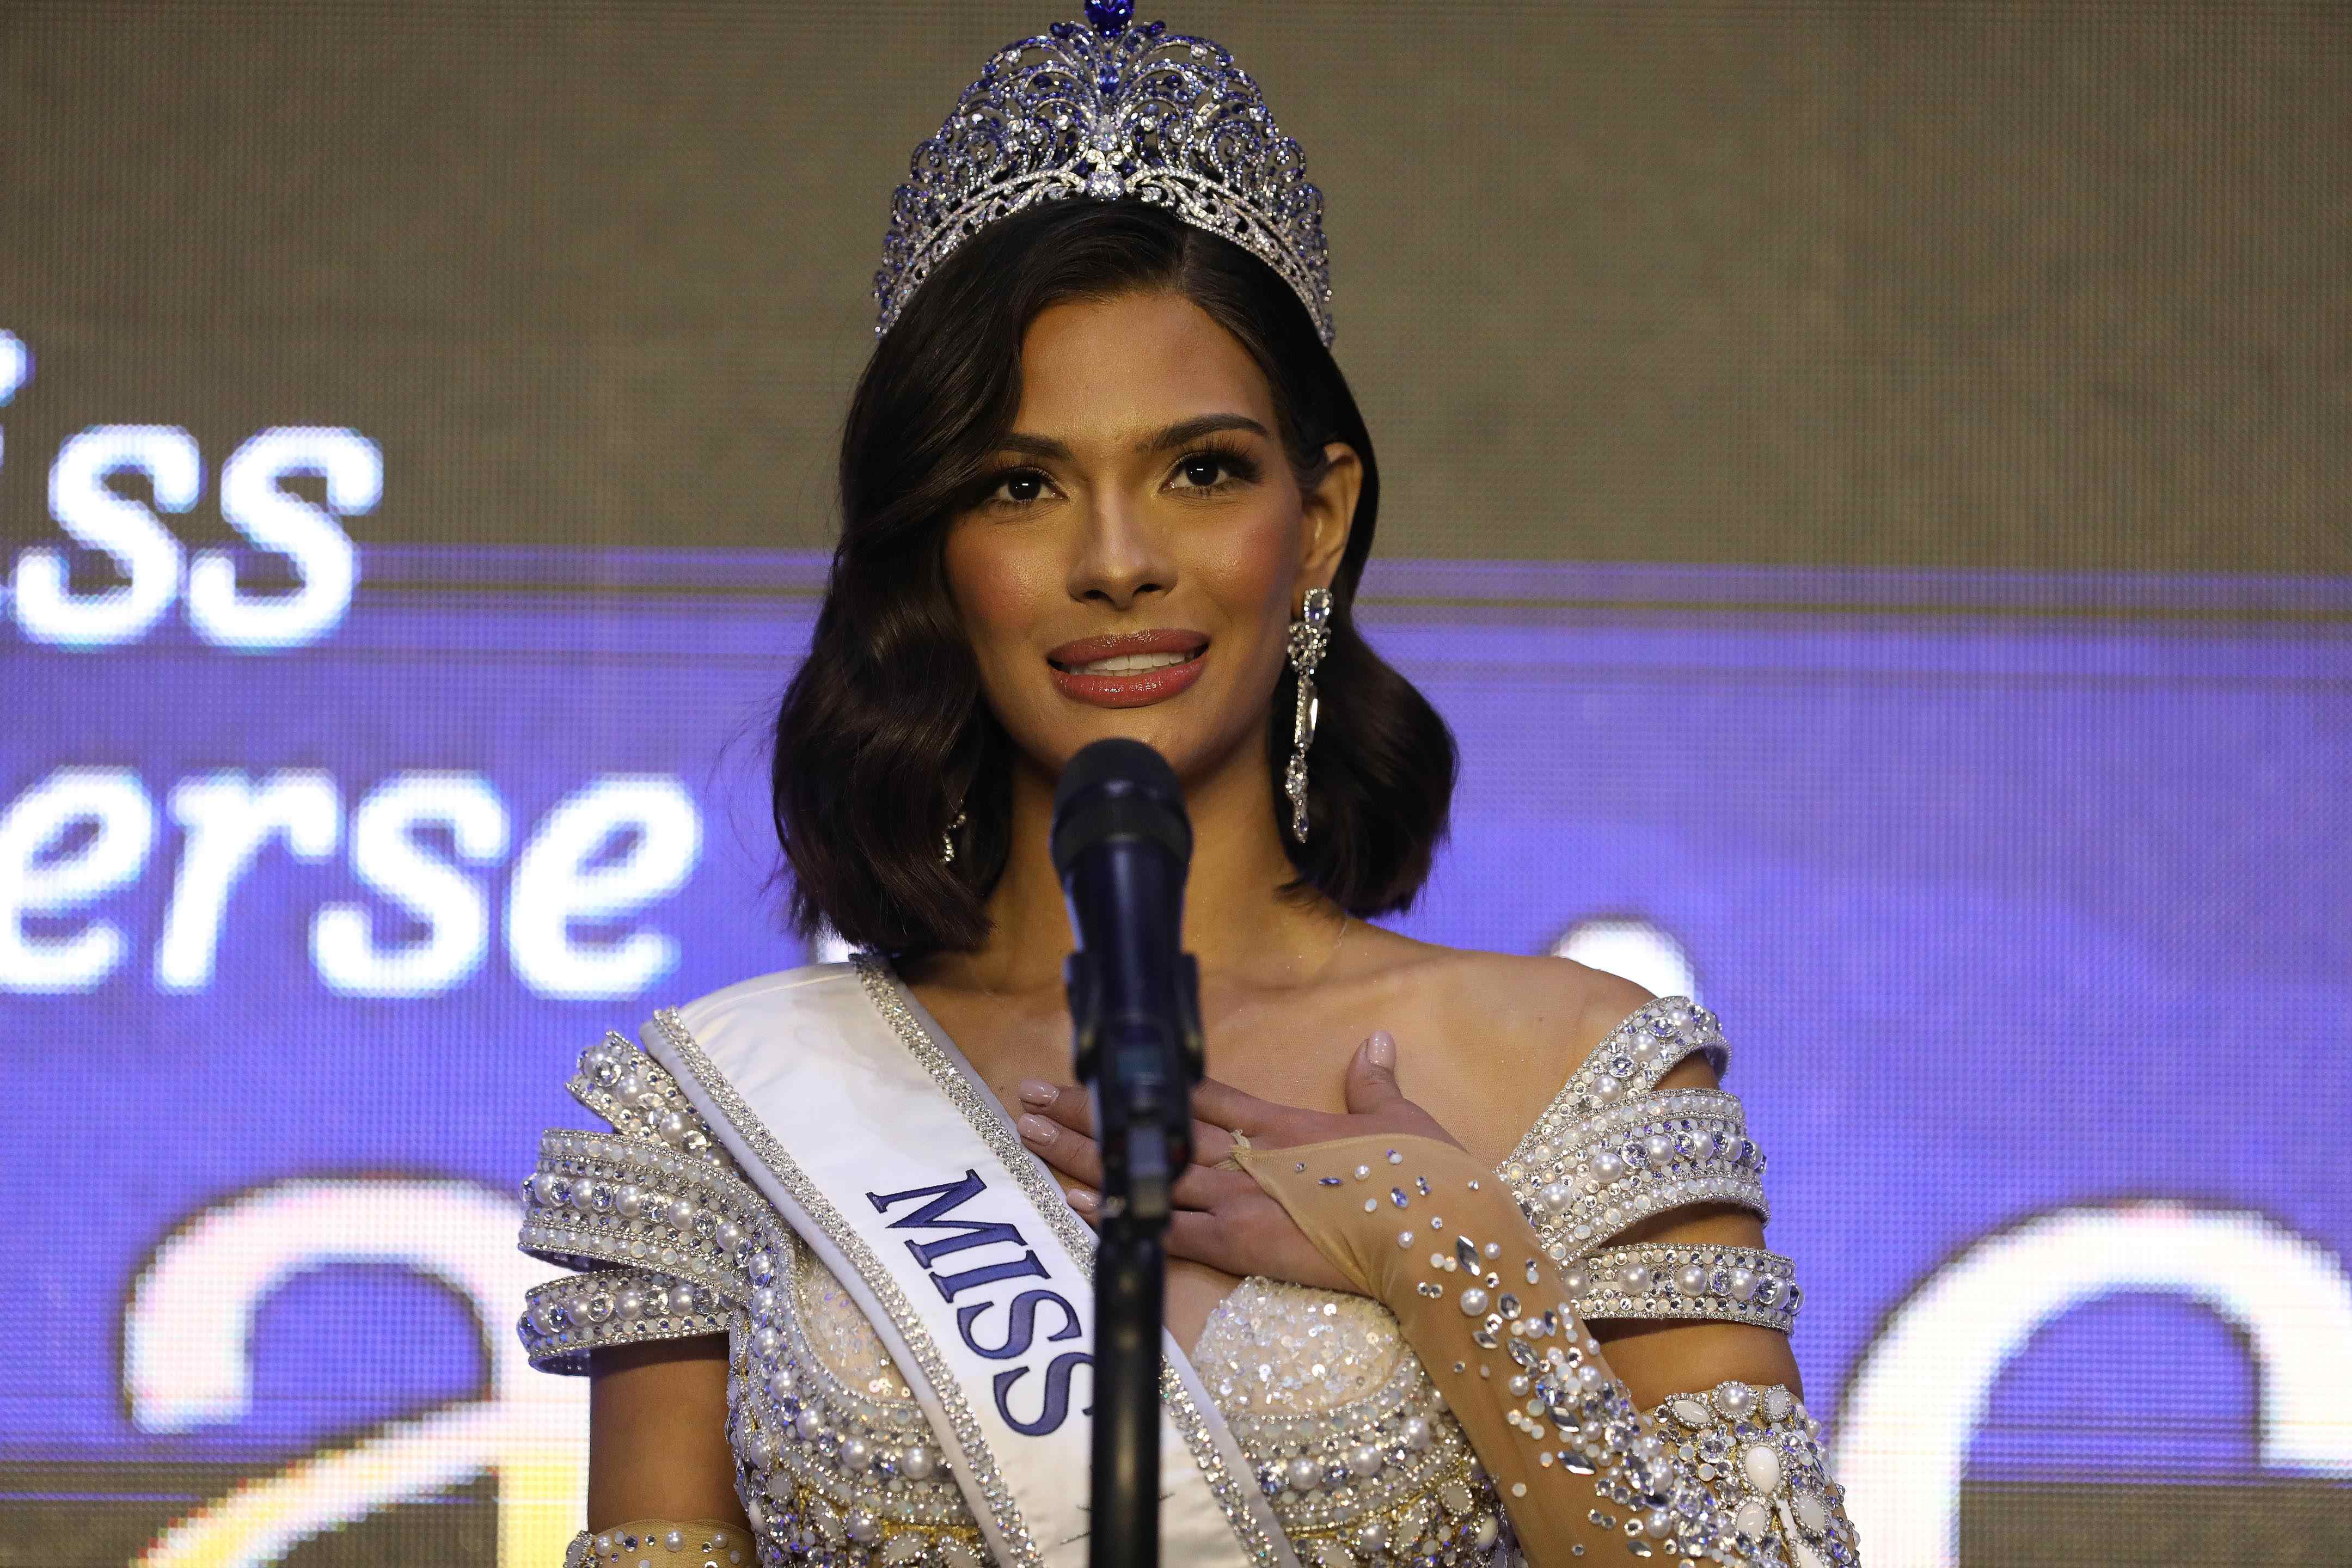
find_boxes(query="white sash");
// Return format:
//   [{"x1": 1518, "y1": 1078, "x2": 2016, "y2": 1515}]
[{"x1": 639, "y1": 959, "x2": 1294, "y2": 1568}]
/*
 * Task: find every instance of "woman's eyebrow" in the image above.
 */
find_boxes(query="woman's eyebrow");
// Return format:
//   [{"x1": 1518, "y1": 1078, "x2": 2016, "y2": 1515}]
[
  {"x1": 996, "y1": 431, "x2": 1075, "y2": 461},
  {"x1": 993, "y1": 413, "x2": 1271, "y2": 463},
  {"x1": 1136, "y1": 413, "x2": 1269, "y2": 452}
]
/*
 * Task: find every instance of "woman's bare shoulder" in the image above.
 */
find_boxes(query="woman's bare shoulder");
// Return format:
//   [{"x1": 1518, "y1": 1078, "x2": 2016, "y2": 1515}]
[
  {"x1": 1436, "y1": 948, "x2": 1655, "y2": 1074},
  {"x1": 1349, "y1": 933, "x2": 1664, "y2": 1143},
  {"x1": 1356, "y1": 932, "x2": 1655, "y2": 1050}
]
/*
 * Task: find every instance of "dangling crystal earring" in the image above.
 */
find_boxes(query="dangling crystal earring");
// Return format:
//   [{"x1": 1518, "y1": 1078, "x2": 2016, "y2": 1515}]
[
  {"x1": 1283, "y1": 587, "x2": 1332, "y2": 841},
  {"x1": 941, "y1": 801, "x2": 967, "y2": 865}
]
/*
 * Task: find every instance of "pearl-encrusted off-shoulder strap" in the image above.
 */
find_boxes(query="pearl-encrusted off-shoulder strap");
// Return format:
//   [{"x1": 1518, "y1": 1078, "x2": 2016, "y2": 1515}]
[
  {"x1": 517, "y1": 1032, "x2": 780, "y2": 1373},
  {"x1": 1498, "y1": 998, "x2": 1801, "y2": 1333}
]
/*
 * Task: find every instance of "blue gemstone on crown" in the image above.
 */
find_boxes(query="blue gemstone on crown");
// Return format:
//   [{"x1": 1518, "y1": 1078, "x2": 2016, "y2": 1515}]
[{"x1": 872, "y1": 12, "x2": 1335, "y2": 345}]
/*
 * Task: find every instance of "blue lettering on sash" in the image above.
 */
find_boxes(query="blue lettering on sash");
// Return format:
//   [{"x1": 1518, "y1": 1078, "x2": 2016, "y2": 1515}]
[
  {"x1": 957, "y1": 1289, "x2": 1085, "y2": 1361},
  {"x1": 994, "y1": 1351, "x2": 1092, "y2": 1436},
  {"x1": 869, "y1": 1168, "x2": 1047, "y2": 1285},
  {"x1": 867, "y1": 1169, "x2": 1093, "y2": 1436}
]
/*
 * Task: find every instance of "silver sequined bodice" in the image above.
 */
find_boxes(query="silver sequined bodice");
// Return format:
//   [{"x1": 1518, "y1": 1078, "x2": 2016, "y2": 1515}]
[{"x1": 520, "y1": 990, "x2": 1794, "y2": 1567}]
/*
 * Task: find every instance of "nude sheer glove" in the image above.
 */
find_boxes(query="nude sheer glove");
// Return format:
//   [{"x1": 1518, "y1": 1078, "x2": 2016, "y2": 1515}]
[{"x1": 1237, "y1": 1134, "x2": 1859, "y2": 1567}]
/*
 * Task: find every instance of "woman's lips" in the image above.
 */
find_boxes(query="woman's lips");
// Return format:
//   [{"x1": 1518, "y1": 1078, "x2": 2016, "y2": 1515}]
[{"x1": 1047, "y1": 629, "x2": 1210, "y2": 709}]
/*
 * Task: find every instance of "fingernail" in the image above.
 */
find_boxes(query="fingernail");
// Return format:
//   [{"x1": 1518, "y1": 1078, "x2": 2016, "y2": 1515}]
[
  {"x1": 1365, "y1": 1030, "x2": 1396, "y2": 1069},
  {"x1": 1017, "y1": 1079, "x2": 1058, "y2": 1107},
  {"x1": 1016, "y1": 1113, "x2": 1057, "y2": 1146},
  {"x1": 1067, "y1": 1187, "x2": 1098, "y2": 1212}
]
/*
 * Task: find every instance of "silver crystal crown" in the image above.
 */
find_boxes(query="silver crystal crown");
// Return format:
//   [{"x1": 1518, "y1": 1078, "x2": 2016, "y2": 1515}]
[{"x1": 873, "y1": 2, "x2": 1334, "y2": 344}]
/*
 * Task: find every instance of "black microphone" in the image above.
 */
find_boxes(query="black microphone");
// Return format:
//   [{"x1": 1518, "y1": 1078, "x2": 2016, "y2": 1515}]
[
  {"x1": 1050, "y1": 737, "x2": 1203, "y2": 1568},
  {"x1": 1051, "y1": 736, "x2": 1204, "y2": 1213}
]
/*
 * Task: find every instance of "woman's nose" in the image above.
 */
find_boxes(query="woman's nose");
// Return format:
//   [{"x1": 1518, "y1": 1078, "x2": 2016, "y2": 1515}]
[{"x1": 1066, "y1": 497, "x2": 1172, "y2": 610}]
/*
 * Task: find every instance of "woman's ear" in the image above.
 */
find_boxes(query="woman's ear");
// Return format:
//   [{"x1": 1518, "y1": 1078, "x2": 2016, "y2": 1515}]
[{"x1": 1296, "y1": 440, "x2": 1362, "y2": 595}]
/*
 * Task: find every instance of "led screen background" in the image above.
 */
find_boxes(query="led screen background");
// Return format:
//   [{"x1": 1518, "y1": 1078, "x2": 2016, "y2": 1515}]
[{"x1": 3, "y1": 3, "x2": 2348, "y2": 1565}]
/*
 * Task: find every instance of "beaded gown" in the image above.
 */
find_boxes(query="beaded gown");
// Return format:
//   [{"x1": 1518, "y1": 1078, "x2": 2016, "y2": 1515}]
[{"x1": 517, "y1": 966, "x2": 1834, "y2": 1567}]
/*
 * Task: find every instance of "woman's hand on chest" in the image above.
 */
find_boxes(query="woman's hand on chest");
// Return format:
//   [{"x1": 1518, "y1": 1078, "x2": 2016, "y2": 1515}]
[{"x1": 1008, "y1": 1029, "x2": 1460, "y2": 1297}]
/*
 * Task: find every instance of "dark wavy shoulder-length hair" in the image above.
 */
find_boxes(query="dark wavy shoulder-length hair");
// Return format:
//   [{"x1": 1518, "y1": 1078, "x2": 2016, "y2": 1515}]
[{"x1": 773, "y1": 198, "x2": 1455, "y2": 957}]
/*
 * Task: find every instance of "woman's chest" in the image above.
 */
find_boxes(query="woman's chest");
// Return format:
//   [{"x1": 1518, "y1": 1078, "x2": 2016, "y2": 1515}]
[
  {"x1": 917, "y1": 977, "x2": 1538, "y2": 1173},
  {"x1": 741, "y1": 1242, "x2": 1514, "y2": 1564},
  {"x1": 914, "y1": 977, "x2": 1466, "y2": 1113},
  {"x1": 914, "y1": 984, "x2": 1370, "y2": 1350}
]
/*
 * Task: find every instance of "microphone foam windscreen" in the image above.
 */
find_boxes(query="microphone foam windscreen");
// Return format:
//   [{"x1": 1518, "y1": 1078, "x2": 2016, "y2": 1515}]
[{"x1": 1051, "y1": 738, "x2": 1191, "y2": 875}]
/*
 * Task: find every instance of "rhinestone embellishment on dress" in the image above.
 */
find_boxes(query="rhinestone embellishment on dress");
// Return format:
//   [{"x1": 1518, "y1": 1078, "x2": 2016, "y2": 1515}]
[{"x1": 519, "y1": 982, "x2": 1820, "y2": 1565}]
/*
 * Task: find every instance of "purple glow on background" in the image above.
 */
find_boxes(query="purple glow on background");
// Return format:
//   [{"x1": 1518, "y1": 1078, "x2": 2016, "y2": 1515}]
[{"x1": 3, "y1": 551, "x2": 2345, "y2": 1493}]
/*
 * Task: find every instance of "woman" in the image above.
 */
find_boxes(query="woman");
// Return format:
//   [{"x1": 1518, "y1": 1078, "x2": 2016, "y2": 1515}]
[{"x1": 519, "y1": 8, "x2": 1857, "y2": 1565}]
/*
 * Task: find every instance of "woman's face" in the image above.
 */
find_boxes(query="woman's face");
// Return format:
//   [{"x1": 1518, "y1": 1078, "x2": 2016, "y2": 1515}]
[{"x1": 944, "y1": 290, "x2": 1359, "y2": 787}]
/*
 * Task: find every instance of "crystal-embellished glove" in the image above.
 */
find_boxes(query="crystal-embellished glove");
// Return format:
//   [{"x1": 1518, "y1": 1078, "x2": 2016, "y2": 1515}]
[{"x1": 1235, "y1": 1134, "x2": 1860, "y2": 1566}]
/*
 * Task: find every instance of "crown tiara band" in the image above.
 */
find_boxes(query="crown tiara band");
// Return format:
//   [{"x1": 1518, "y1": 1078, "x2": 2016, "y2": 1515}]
[{"x1": 873, "y1": 2, "x2": 1336, "y2": 345}]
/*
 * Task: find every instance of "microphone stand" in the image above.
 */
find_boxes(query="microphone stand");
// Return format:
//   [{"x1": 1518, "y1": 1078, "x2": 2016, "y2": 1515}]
[{"x1": 1064, "y1": 923, "x2": 1203, "y2": 1568}]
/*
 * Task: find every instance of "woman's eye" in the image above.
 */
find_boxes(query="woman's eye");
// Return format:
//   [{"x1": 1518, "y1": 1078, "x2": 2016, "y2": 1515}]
[
  {"x1": 990, "y1": 471, "x2": 1050, "y2": 505},
  {"x1": 1174, "y1": 453, "x2": 1238, "y2": 489}
]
